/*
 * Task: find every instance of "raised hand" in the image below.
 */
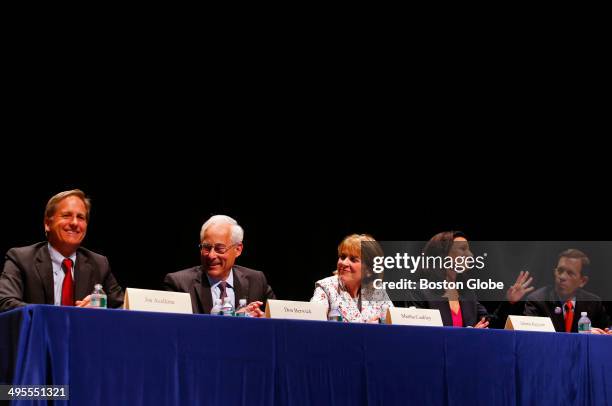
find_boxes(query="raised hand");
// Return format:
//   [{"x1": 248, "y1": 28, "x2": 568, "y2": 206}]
[{"x1": 506, "y1": 271, "x2": 535, "y2": 304}]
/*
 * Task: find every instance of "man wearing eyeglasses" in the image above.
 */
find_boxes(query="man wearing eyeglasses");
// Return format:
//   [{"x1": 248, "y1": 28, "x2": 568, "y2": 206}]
[
  {"x1": 163, "y1": 215, "x2": 275, "y2": 316},
  {"x1": 523, "y1": 249, "x2": 611, "y2": 334}
]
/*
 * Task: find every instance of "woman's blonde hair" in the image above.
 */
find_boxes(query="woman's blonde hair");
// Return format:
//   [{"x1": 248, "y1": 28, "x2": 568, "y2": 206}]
[{"x1": 336, "y1": 233, "x2": 384, "y2": 281}]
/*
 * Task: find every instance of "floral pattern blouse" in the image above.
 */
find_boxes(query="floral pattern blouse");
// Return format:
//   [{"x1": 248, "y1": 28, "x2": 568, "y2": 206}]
[{"x1": 311, "y1": 275, "x2": 394, "y2": 323}]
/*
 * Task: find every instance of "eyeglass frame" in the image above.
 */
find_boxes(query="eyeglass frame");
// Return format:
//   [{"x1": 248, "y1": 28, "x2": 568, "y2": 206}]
[{"x1": 198, "y1": 242, "x2": 241, "y2": 254}]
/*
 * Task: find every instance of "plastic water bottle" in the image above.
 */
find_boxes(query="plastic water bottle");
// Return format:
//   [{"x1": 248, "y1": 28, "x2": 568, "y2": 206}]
[
  {"x1": 379, "y1": 304, "x2": 389, "y2": 324},
  {"x1": 578, "y1": 312, "x2": 591, "y2": 333},
  {"x1": 328, "y1": 302, "x2": 342, "y2": 322},
  {"x1": 221, "y1": 297, "x2": 235, "y2": 316},
  {"x1": 90, "y1": 284, "x2": 107, "y2": 308},
  {"x1": 210, "y1": 299, "x2": 222, "y2": 315},
  {"x1": 236, "y1": 298, "x2": 248, "y2": 317}
]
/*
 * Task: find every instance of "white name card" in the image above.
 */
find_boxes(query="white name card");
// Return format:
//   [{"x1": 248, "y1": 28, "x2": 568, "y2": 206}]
[
  {"x1": 387, "y1": 307, "x2": 443, "y2": 327},
  {"x1": 505, "y1": 315, "x2": 555, "y2": 332},
  {"x1": 124, "y1": 288, "x2": 193, "y2": 314},
  {"x1": 265, "y1": 300, "x2": 327, "y2": 321}
]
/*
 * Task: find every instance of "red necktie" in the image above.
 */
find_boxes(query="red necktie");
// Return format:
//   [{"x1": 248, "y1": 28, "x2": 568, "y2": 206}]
[
  {"x1": 61, "y1": 258, "x2": 74, "y2": 306},
  {"x1": 564, "y1": 300, "x2": 574, "y2": 332}
]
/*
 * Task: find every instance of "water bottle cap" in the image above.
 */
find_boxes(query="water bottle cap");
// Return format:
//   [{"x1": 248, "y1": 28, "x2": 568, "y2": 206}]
[
  {"x1": 94, "y1": 283, "x2": 102, "y2": 289},
  {"x1": 581, "y1": 312, "x2": 587, "y2": 316},
  {"x1": 239, "y1": 299, "x2": 247, "y2": 305}
]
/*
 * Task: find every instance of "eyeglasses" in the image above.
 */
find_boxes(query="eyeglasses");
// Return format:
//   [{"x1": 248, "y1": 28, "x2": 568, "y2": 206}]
[{"x1": 198, "y1": 242, "x2": 239, "y2": 254}]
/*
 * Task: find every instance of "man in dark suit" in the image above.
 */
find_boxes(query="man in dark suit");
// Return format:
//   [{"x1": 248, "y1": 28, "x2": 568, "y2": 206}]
[
  {"x1": 0, "y1": 189, "x2": 123, "y2": 312},
  {"x1": 524, "y1": 248, "x2": 610, "y2": 333},
  {"x1": 163, "y1": 215, "x2": 275, "y2": 315}
]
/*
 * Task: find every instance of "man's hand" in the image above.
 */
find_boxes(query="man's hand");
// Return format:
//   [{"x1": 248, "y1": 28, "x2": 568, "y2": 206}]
[
  {"x1": 75, "y1": 295, "x2": 92, "y2": 307},
  {"x1": 246, "y1": 301, "x2": 265, "y2": 318},
  {"x1": 506, "y1": 271, "x2": 535, "y2": 304},
  {"x1": 591, "y1": 327, "x2": 612, "y2": 335}
]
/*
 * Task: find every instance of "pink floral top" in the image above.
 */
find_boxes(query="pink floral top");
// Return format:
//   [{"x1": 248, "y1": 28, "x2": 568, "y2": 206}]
[{"x1": 311, "y1": 275, "x2": 394, "y2": 323}]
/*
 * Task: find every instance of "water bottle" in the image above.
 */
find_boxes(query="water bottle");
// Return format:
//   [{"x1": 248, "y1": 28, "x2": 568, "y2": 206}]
[
  {"x1": 210, "y1": 299, "x2": 222, "y2": 315},
  {"x1": 328, "y1": 302, "x2": 342, "y2": 322},
  {"x1": 379, "y1": 304, "x2": 389, "y2": 324},
  {"x1": 578, "y1": 312, "x2": 591, "y2": 333},
  {"x1": 236, "y1": 298, "x2": 248, "y2": 317},
  {"x1": 90, "y1": 284, "x2": 107, "y2": 308},
  {"x1": 221, "y1": 297, "x2": 235, "y2": 316}
]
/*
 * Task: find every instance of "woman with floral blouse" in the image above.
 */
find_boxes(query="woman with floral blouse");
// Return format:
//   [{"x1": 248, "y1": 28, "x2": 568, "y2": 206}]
[{"x1": 311, "y1": 234, "x2": 393, "y2": 322}]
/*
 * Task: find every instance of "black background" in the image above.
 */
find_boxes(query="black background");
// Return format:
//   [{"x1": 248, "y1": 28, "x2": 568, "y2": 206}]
[
  {"x1": 1, "y1": 38, "x2": 609, "y2": 319},
  {"x1": 1, "y1": 143, "x2": 610, "y2": 322}
]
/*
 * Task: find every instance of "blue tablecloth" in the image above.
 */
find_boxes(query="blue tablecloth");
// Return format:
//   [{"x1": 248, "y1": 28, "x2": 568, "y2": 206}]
[{"x1": 1, "y1": 305, "x2": 610, "y2": 405}]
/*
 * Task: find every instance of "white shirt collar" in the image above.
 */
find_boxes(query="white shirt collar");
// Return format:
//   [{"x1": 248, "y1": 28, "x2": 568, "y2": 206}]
[
  {"x1": 48, "y1": 243, "x2": 77, "y2": 272},
  {"x1": 206, "y1": 268, "x2": 234, "y2": 288}
]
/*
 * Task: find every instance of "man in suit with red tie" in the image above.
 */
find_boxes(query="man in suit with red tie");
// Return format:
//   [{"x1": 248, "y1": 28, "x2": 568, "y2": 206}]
[
  {"x1": 0, "y1": 189, "x2": 123, "y2": 312},
  {"x1": 524, "y1": 249, "x2": 610, "y2": 334}
]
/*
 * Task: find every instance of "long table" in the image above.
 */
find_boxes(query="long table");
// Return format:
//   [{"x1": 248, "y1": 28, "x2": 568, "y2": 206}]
[{"x1": 1, "y1": 305, "x2": 610, "y2": 405}]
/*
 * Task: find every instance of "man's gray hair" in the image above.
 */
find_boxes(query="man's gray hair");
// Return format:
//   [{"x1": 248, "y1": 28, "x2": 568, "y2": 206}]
[{"x1": 200, "y1": 215, "x2": 244, "y2": 244}]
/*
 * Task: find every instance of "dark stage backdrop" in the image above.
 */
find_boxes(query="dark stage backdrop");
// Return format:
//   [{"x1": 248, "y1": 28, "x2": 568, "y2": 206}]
[{"x1": 1, "y1": 154, "x2": 611, "y2": 319}]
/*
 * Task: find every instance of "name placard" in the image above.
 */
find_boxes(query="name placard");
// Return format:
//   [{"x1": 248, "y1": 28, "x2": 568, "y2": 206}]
[
  {"x1": 265, "y1": 300, "x2": 327, "y2": 321},
  {"x1": 505, "y1": 315, "x2": 555, "y2": 332},
  {"x1": 387, "y1": 307, "x2": 443, "y2": 327},
  {"x1": 124, "y1": 288, "x2": 192, "y2": 314}
]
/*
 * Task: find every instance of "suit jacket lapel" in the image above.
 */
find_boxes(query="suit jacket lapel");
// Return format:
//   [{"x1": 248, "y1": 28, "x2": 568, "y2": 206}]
[
  {"x1": 546, "y1": 289, "x2": 566, "y2": 332},
  {"x1": 460, "y1": 300, "x2": 476, "y2": 327},
  {"x1": 550, "y1": 308, "x2": 566, "y2": 332},
  {"x1": 437, "y1": 301, "x2": 452, "y2": 326},
  {"x1": 572, "y1": 302, "x2": 585, "y2": 332},
  {"x1": 423, "y1": 291, "x2": 452, "y2": 326},
  {"x1": 34, "y1": 246, "x2": 54, "y2": 305},
  {"x1": 195, "y1": 268, "x2": 213, "y2": 314},
  {"x1": 458, "y1": 290, "x2": 479, "y2": 327},
  {"x1": 232, "y1": 267, "x2": 249, "y2": 306},
  {"x1": 573, "y1": 290, "x2": 589, "y2": 332},
  {"x1": 74, "y1": 251, "x2": 93, "y2": 302}
]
